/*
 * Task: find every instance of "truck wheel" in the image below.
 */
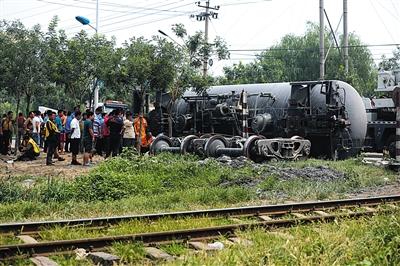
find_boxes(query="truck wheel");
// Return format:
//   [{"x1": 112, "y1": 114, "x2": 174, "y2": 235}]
[{"x1": 386, "y1": 136, "x2": 396, "y2": 159}]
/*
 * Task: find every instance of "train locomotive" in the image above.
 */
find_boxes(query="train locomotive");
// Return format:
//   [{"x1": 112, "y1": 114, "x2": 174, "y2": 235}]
[{"x1": 150, "y1": 80, "x2": 367, "y2": 161}]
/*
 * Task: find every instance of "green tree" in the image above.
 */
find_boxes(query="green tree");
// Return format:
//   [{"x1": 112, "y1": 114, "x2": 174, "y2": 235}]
[
  {"x1": 379, "y1": 46, "x2": 400, "y2": 71},
  {"x1": 0, "y1": 20, "x2": 48, "y2": 114},
  {"x1": 171, "y1": 23, "x2": 229, "y2": 94},
  {"x1": 220, "y1": 22, "x2": 376, "y2": 96}
]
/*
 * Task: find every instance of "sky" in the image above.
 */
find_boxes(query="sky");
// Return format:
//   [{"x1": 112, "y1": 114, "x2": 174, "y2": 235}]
[{"x1": 1, "y1": 0, "x2": 400, "y2": 76}]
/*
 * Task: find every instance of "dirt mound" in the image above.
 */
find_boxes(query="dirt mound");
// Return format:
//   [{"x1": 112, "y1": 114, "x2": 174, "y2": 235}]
[
  {"x1": 267, "y1": 165, "x2": 347, "y2": 182},
  {"x1": 215, "y1": 156, "x2": 347, "y2": 188}
]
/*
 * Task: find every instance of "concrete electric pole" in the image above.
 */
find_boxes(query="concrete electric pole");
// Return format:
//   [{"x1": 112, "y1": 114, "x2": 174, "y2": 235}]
[
  {"x1": 343, "y1": 0, "x2": 349, "y2": 74},
  {"x1": 193, "y1": 1, "x2": 220, "y2": 77},
  {"x1": 94, "y1": 0, "x2": 100, "y2": 109},
  {"x1": 319, "y1": 0, "x2": 325, "y2": 80}
]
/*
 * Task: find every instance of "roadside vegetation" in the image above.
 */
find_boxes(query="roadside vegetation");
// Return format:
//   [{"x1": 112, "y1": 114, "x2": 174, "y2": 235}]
[
  {"x1": 0, "y1": 152, "x2": 397, "y2": 223},
  {"x1": 166, "y1": 210, "x2": 400, "y2": 266},
  {"x1": 8, "y1": 209, "x2": 400, "y2": 265}
]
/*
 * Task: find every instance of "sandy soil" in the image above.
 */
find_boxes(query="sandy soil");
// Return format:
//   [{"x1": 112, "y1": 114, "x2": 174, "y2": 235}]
[{"x1": 0, "y1": 152, "x2": 104, "y2": 179}]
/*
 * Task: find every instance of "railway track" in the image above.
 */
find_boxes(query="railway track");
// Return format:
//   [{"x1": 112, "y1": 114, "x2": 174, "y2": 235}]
[{"x1": 0, "y1": 195, "x2": 399, "y2": 262}]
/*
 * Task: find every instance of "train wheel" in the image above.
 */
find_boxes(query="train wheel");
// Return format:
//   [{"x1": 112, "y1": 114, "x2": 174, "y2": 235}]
[
  {"x1": 149, "y1": 135, "x2": 172, "y2": 155},
  {"x1": 204, "y1": 135, "x2": 228, "y2": 157},
  {"x1": 243, "y1": 135, "x2": 264, "y2": 162},
  {"x1": 386, "y1": 136, "x2": 396, "y2": 159},
  {"x1": 180, "y1": 135, "x2": 197, "y2": 155}
]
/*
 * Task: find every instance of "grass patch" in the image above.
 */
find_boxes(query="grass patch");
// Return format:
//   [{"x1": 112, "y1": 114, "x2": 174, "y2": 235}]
[
  {"x1": 38, "y1": 217, "x2": 233, "y2": 241},
  {"x1": 0, "y1": 154, "x2": 397, "y2": 223},
  {"x1": 169, "y1": 210, "x2": 400, "y2": 265}
]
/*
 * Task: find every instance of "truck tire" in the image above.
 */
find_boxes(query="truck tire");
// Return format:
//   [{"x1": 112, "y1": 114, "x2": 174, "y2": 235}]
[{"x1": 386, "y1": 136, "x2": 396, "y2": 159}]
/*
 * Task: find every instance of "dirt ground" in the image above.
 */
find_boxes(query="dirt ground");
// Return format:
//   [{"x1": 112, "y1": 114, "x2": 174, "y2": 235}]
[
  {"x1": 346, "y1": 181, "x2": 400, "y2": 198},
  {"x1": 0, "y1": 152, "x2": 104, "y2": 179}
]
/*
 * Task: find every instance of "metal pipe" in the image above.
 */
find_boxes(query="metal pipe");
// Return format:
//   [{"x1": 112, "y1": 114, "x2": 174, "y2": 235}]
[
  {"x1": 161, "y1": 147, "x2": 181, "y2": 153},
  {"x1": 215, "y1": 147, "x2": 243, "y2": 157}
]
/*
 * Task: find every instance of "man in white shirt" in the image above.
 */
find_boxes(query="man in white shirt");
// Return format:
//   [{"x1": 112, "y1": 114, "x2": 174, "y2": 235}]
[
  {"x1": 70, "y1": 111, "x2": 82, "y2": 165},
  {"x1": 31, "y1": 111, "x2": 42, "y2": 145}
]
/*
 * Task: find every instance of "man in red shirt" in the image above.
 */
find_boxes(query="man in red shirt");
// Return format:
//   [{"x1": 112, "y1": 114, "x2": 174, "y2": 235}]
[{"x1": 102, "y1": 112, "x2": 111, "y2": 158}]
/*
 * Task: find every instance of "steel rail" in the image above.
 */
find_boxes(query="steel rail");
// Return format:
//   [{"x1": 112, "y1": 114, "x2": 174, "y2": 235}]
[
  {"x1": 0, "y1": 210, "x2": 381, "y2": 260},
  {"x1": 1, "y1": 195, "x2": 399, "y2": 235}
]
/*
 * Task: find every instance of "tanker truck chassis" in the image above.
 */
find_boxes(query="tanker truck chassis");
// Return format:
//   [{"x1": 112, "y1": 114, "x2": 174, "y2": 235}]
[{"x1": 149, "y1": 80, "x2": 367, "y2": 162}]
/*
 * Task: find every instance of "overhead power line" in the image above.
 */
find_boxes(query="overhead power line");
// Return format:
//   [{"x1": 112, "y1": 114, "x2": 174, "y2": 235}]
[
  {"x1": 100, "y1": 2, "x2": 193, "y2": 28},
  {"x1": 228, "y1": 43, "x2": 400, "y2": 52},
  {"x1": 76, "y1": 0, "x2": 191, "y2": 14},
  {"x1": 63, "y1": 0, "x2": 194, "y2": 34},
  {"x1": 35, "y1": 0, "x2": 190, "y2": 15}
]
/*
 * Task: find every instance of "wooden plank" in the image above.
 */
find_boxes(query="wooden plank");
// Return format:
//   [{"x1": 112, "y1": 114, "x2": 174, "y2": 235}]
[
  {"x1": 17, "y1": 235, "x2": 38, "y2": 244},
  {"x1": 340, "y1": 208, "x2": 355, "y2": 214},
  {"x1": 258, "y1": 215, "x2": 273, "y2": 221},
  {"x1": 145, "y1": 247, "x2": 174, "y2": 261},
  {"x1": 314, "y1": 210, "x2": 329, "y2": 217},
  {"x1": 291, "y1": 213, "x2": 307, "y2": 219},
  {"x1": 88, "y1": 251, "x2": 120, "y2": 266},
  {"x1": 30, "y1": 256, "x2": 59, "y2": 266}
]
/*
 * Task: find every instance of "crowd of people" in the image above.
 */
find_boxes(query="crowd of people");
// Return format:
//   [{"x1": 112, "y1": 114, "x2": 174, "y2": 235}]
[{"x1": 0, "y1": 107, "x2": 154, "y2": 166}]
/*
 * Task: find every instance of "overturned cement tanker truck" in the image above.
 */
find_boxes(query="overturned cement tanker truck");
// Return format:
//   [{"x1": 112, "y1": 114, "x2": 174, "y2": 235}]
[{"x1": 149, "y1": 80, "x2": 367, "y2": 161}]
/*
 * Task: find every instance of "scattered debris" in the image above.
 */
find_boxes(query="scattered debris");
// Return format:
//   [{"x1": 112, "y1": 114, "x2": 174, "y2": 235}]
[
  {"x1": 189, "y1": 241, "x2": 224, "y2": 251},
  {"x1": 75, "y1": 248, "x2": 88, "y2": 260},
  {"x1": 269, "y1": 165, "x2": 347, "y2": 181},
  {"x1": 21, "y1": 179, "x2": 35, "y2": 189},
  {"x1": 361, "y1": 152, "x2": 390, "y2": 167},
  {"x1": 207, "y1": 241, "x2": 225, "y2": 250}
]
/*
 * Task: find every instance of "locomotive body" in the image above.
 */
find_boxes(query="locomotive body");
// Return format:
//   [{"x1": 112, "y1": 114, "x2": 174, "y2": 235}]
[{"x1": 151, "y1": 80, "x2": 367, "y2": 160}]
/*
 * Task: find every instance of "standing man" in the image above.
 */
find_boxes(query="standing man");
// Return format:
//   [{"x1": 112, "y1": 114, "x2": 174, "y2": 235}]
[
  {"x1": 70, "y1": 111, "x2": 82, "y2": 165},
  {"x1": 122, "y1": 111, "x2": 135, "y2": 149},
  {"x1": 16, "y1": 112, "x2": 26, "y2": 147},
  {"x1": 83, "y1": 111, "x2": 95, "y2": 166},
  {"x1": 103, "y1": 111, "x2": 111, "y2": 158},
  {"x1": 24, "y1": 111, "x2": 34, "y2": 135},
  {"x1": 32, "y1": 111, "x2": 41, "y2": 145},
  {"x1": 107, "y1": 110, "x2": 123, "y2": 157},
  {"x1": 64, "y1": 111, "x2": 72, "y2": 152},
  {"x1": 44, "y1": 112, "x2": 59, "y2": 166},
  {"x1": 134, "y1": 114, "x2": 152, "y2": 153},
  {"x1": 1, "y1": 111, "x2": 14, "y2": 155},
  {"x1": 93, "y1": 107, "x2": 104, "y2": 156},
  {"x1": 55, "y1": 110, "x2": 66, "y2": 154}
]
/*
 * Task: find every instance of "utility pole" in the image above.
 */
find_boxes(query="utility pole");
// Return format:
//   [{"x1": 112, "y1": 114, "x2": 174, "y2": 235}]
[
  {"x1": 343, "y1": 0, "x2": 349, "y2": 74},
  {"x1": 319, "y1": 0, "x2": 325, "y2": 80},
  {"x1": 94, "y1": 0, "x2": 99, "y2": 109},
  {"x1": 193, "y1": 1, "x2": 220, "y2": 77}
]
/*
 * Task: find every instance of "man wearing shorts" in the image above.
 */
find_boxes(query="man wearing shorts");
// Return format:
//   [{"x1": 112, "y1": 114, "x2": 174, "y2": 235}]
[{"x1": 70, "y1": 111, "x2": 82, "y2": 165}]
